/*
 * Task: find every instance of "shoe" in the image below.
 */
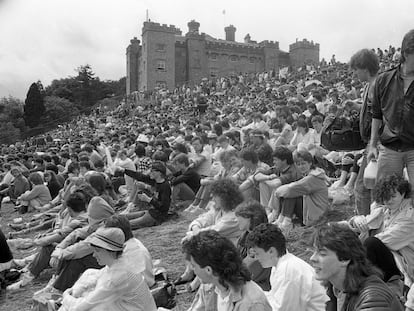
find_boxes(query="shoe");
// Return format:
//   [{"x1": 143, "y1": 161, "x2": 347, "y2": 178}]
[
  {"x1": 279, "y1": 218, "x2": 293, "y2": 235},
  {"x1": 9, "y1": 223, "x2": 26, "y2": 231},
  {"x1": 7, "y1": 271, "x2": 34, "y2": 291},
  {"x1": 174, "y1": 270, "x2": 195, "y2": 286}
]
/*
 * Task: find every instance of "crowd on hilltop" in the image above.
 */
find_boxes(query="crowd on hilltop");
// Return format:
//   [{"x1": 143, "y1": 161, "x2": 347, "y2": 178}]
[{"x1": 0, "y1": 31, "x2": 413, "y2": 311}]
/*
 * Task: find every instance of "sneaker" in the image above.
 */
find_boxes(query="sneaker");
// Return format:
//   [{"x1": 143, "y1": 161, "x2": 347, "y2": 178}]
[{"x1": 7, "y1": 271, "x2": 34, "y2": 291}]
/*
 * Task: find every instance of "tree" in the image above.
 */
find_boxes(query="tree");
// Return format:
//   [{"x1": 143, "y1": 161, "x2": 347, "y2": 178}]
[
  {"x1": 43, "y1": 96, "x2": 79, "y2": 123},
  {"x1": 24, "y1": 82, "x2": 45, "y2": 127},
  {"x1": 0, "y1": 96, "x2": 25, "y2": 144}
]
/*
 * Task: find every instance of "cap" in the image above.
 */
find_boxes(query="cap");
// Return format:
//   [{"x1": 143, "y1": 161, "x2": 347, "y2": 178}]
[{"x1": 89, "y1": 227, "x2": 125, "y2": 252}]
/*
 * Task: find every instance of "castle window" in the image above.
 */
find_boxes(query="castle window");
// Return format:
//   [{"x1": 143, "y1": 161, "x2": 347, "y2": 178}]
[
  {"x1": 156, "y1": 81, "x2": 167, "y2": 89},
  {"x1": 210, "y1": 53, "x2": 218, "y2": 60},
  {"x1": 249, "y1": 57, "x2": 255, "y2": 63},
  {"x1": 210, "y1": 69, "x2": 218, "y2": 78},
  {"x1": 230, "y1": 55, "x2": 238, "y2": 62},
  {"x1": 156, "y1": 43, "x2": 166, "y2": 52},
  {"x1": 156, "y1": 60, "x2": 166, "y2": 71}
]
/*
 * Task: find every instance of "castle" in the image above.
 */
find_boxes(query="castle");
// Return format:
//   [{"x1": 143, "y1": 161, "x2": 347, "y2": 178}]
[{"x1": 126, "y1": 20, "x2": 319, "y2": 94}]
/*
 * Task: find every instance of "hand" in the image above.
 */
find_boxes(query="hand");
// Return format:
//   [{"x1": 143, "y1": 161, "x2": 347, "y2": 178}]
[
  {"x1": 49, "y1": 256, "x2": 60, "y2": 269},
  {"x1": 367, "y1": 145, "x2": 378, "y2": 163},
  {"x1": 352, "y1": 216, "x2": 369, "y2": 232},
  {"x1": 275, "y1": 185, "x2": 288, "y2": 198},
  {"x1": 137, "y1": 193, "x2": 151, "y2": 203},
  {"x1": 135, "y1": 181, "x2": 149, "y2": 190},
  {"x1": 253, "y1": 173, "x2": 269, "y2": 182}
]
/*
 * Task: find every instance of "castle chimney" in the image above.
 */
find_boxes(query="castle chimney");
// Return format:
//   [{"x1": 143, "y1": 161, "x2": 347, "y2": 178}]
[
  {"x1": 225, "y1": 25, "x2": 236, "y2": 41},
  {"x1": 187, "y1": 20, "x2": 200, "y2": 34}
]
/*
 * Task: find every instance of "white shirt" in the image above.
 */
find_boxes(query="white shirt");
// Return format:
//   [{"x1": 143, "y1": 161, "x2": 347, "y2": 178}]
[{"x1": 265, "y1": 253, "x2": 328, "y2": 311}]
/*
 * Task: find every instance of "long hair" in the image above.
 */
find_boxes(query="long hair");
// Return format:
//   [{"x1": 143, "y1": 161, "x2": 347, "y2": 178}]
[
  {"x1": 182, "y1": 230, "x2": 251, "y2": 291},
  {"x1": 312, "y1": 224, "x2": 382, "y2": 297},
  {"x1": 235, "y1": 200, "x2": 268, "y2": 231}
]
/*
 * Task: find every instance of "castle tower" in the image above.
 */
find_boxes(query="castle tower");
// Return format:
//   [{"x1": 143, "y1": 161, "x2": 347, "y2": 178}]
[
  {"x1": 289, "y1": 38, "x2": 320, "y2": 68},
  {"x1": 140, "y1": 21, "x2": 181, "y2": 91},
  {"x1": 259, "y1": 40, "x2": 280, "y2": 71},
  {"x1": 185, "y1": 20, "x2": 208, "y2": 86},
  {"x1": 224, "y1": 25, "x2": 236, "y2": 41},
  {"x1": 126, "y1": 37, "x2": 141, "y2": 95}
]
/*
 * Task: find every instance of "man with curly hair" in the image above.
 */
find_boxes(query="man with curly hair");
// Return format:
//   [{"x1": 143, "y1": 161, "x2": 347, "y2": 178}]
[
  {"x1": 183, "y1": 230, "x2": 272, "y2": 311},
  {"x1": 247, "y1": 223, "x2": 328, "y2": 311}
]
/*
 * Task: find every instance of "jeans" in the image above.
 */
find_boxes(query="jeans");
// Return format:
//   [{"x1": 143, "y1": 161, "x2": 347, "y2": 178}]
[
  {"x1": 53, "y1": 254, "x2": 102, "y2": 291},
  {"x1": 354, "y1": 152, "x2": 372, "y2": 215},
  {"x1": 377, "y1": 145, "x2": 414, "y2": 198},
  {"x1": 28, "y1": 245, "x2": 55, "y2": 277},
  {"x1": 126, "y1": 211, "x2": 157, "y2": 230}
]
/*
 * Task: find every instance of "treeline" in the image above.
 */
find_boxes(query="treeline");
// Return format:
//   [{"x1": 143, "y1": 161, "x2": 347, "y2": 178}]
[{"x1": 0, "y1": 65, "x2": 125, "y2": 144}]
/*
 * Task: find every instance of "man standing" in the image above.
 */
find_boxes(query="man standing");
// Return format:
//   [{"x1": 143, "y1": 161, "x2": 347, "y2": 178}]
[
  {"x1": 368, "y1": 30, "x2": 414, "y2": 194},
  {"x1": 349, "y1": 48, "x2": 379, "y2": 215}
]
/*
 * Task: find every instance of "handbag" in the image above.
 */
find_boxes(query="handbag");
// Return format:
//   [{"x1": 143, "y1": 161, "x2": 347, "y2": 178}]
[{"x1": 321, "y1": 115, "x2": 366, "y2": 151}]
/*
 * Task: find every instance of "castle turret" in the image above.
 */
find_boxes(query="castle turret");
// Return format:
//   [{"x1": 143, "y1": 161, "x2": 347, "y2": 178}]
[
  {"x1": 225, "y1": 25, "x2": 236, "y2": 42},
  {"x1": 244, "y1": 33, "x2": 251, "y2": 44},
  {"x1": 126, "y1": 37, "x2": 141, "y2": 95},
  {"x1": 187, "y1": 20, "x2": 200, "y2": 34}
]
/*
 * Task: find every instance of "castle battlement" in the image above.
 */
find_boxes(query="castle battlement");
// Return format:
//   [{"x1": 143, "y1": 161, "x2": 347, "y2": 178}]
[
  {"x1": 259, "y1": 40, "x2": 279, "y2": 49},
  {"x1": 289, "y1": 38, "x2": 320, "y2": 51},
  {"x1": 142, "y1": 21, "x2": 182, "y2": 35},
  {"x1": 206, "y1": 40, "x2": 262, "y2": 52}
]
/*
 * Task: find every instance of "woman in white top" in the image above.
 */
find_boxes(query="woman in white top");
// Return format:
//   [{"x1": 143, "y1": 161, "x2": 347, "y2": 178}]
[{"x1": 59, "y1": 227, "x2": 156, "y2": 311}]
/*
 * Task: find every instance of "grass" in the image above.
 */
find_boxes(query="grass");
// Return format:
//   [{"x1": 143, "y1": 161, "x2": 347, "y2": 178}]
[{"x1": 0, "y1": 201, "x2": 355, "y2": 310}]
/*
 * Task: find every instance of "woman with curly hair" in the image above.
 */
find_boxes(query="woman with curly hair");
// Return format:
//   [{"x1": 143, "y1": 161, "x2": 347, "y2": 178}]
[
  {"x1": 235, "y1": 200, "x2": 271, "y2": 291},
  {"x1": 347, "y1": 174, "x2": 414, "y2": 298},
  {"x1": 310, "y1": 223, "x2": 403, "y2": 311},
  {"x1": 175, "y1": 179, "x2": 244, "y2": 287},
  {"x1": 183, "y1": 230, "x2": 272, "y2": 311}
]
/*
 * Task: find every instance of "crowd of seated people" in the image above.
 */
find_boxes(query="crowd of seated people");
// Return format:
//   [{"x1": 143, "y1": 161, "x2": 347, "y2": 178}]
[{"x1": 0, "y1": 39, "x2": 413, "y2": 310}]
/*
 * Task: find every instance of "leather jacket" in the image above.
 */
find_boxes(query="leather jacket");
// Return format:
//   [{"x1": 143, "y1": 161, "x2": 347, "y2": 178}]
[{"x1": 372, "y1": 65, "x2": 414, "y2": 151}]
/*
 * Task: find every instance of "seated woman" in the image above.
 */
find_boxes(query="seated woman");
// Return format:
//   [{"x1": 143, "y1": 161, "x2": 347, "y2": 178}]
[
  {"x1": 0, "y1": 167, "x2": 30, "y2": 205},
  {"x1": 235, "y1": 200, "x2": 271, "y2": 291},
  {"x1": 44, "y1": 170, "x2": 63, "y2": 200},
  {"x1": 186, "y1": 149, "x2": 241, "y2": 213},
  {"x1": 176, "y1": 178, "x2": 244, "y2": 287},
  {"x1": 184, "y1": 230, "x2": 272, "y2": 311},
  {"x1": 347, "y1": 174, "x2": 414, "y2": 292},
  {"x1": 16, "y1": 172, "x2": 52, "y2": 213},
  {"x1": 60, "y1": 227, "x2": 157, "y2": 311},
  {"x1": 273, "y1": 150, "x2": 329, "y2": 231}
]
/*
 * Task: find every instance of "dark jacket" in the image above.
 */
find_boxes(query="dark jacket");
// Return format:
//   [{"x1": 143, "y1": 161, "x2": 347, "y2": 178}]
[
  {"x1": 327, "y1": 275, "x2": 403, "y2": 311},
  {"x1": 372, "y1": 65, "x2": 414, "y2": 150},
  {"x1": 171, "y1": 168, "x2": 200, "y2": 193}
]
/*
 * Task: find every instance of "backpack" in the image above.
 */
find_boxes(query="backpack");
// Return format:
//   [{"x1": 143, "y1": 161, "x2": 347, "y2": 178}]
[{"x1": 321, "y1": 115, "x2": 366, "y2": 151}]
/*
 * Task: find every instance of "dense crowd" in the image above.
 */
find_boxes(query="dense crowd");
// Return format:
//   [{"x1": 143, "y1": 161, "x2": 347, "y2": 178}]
[{"x1": 0, "y1": 30, "x2": 413, "y2": 311}]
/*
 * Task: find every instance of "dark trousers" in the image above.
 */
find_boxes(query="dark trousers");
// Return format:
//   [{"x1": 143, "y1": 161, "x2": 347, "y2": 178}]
[
  {"x1": 364, "y1": 236, "x2": 401, "y2": 282},
  {"x1": 28, "y1": 245, "x2": 55, "y2": 277},
  {"x1": 281, "y1": 197, "x2": 303, "y2": 224},
  {"x1": 53, "y1": 254, "x2": 102, "y2": 291}
]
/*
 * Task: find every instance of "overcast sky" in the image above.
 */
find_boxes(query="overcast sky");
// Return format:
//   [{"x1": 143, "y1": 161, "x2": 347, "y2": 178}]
[{"x1": 0, "y1": 0, "x2": 413, "y2": 99}]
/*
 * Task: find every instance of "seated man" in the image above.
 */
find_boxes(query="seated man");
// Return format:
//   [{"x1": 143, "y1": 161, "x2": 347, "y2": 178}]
[
  {"x1": 247, "y1": 223, "x2": 328, "y2": 311},
  {"x1": 253, "y1": 147, "x2": 301, "y2": 217},
  {"x1": 184, "y1": 230, "x2": 272, "y2": 311},
  {"x1": 171, "y1": 153, "x2": 200, "y2": 209},
  {"x1": 310, "y1": 223, "x2": 403, "y2": 310}
]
